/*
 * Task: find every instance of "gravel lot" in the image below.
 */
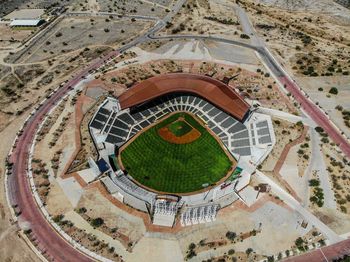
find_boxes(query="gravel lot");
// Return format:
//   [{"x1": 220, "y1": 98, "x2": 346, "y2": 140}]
[{"x1": 6, "y1": 16, "x2": 152, "y2": 63}]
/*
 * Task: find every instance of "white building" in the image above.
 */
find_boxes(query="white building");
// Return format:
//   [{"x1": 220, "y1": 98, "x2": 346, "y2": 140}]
[{"x1": 10, "y1": 19, "x2": 43, "y2": 27}]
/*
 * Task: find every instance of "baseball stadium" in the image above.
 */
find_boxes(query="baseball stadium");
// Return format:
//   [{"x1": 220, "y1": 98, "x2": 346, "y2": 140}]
[{"x1": 88, "y1": 73, "x2": 276, "y2": 227}]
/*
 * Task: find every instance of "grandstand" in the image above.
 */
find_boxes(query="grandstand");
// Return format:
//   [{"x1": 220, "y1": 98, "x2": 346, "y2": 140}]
[
  {"x1": 92, "y1": 93, "x2": 256, "y2": 157},
  {"x1": 89, "y1": 73, "x2": 276, "y2": 227}
]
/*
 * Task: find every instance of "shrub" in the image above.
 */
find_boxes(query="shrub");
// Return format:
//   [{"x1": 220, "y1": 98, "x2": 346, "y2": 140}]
[
  {"x1": 246, "y1": 248, "x2": 253, "y2": 255},
  {"x1": 315, "y1": 126, "x2": 324, "y2": 133},
  {"x1": 267, "y1": 256, "x2": 275, "y2": 262},
  {"x1": 329, "y1": 87, "x2": 338, "y2": 95},
  {"x1": 335, "y1": 105, "x2": 343, "y2": 111},
  {"x1": 309, "y1": 179, "x2": 320, "y2": 187},
  {"x1": 228, "y1": 249, "x2": 235, "y2": 255},
  {"x1": 321, "y1": 137, "x2": 329, "y2": 143},
  {"x1": 24, "y1": 229, "x2": 32, "y2": 234},
  {"x1": 226, "y1": 231, "x2": 237, "y2": 241},
  {"x1": 53, "y1": 214, "x2": 64, "y2": 223},
  {"x1": 186, "y1": 249, "x2": 196, "y2": 259},
  {"x1": 295, "y1": 237, "x2": 304, "y2": 247},
  {"x1": 346, "y1": 195, "x2": 350, "y2": 202},
  {"x1": 337, "y1": 199, "x2": 346, "y2": 205},
  {"x1": 296, "y1": 121, "x2": 304, "y2": 127},
  {"x1": 189, "y1": 243, "x2": 196, "y2": 250},
  {"x1": 77, "y1": 207, "x2": 87, "y2": 214},
  {"x1": 91, "y1": 217, "x2": 104, "y2": 227},
  {"x1": 240, "y1": 33, "x2": 250, "y2": 39}
]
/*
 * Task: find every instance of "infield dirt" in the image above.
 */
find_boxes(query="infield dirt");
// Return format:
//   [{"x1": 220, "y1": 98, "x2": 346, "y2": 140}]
[{"x1": 158, "y1": 116, "x2": 201, "y2": 144}]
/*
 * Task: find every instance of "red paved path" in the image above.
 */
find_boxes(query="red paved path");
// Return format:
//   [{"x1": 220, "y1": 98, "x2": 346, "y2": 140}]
[
  {"x1": 272, "y1": 126, "x2": 309, "y2": 202},
  {"x1": 278, "y1": 76, "x2": 350, "y2": 261},
  {"x1": 279, "y1": 76, "x2": 350, "y2": 158},
  {"x1": 7, "y1": 50, "x2": 119, "y2": 262},
  {"x1": 285, "y1": 238, "x2": 350, "y2": 261}
]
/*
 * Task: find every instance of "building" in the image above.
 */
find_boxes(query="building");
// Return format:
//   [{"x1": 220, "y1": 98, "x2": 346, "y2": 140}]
[
  {"x1": 2, "y1": 8, "x2": 45, "y2": 28},
  {"x1": 89, "y1": 73, "x2": 276, "y2": 227},
  {"x1": 10, "y1": 19, "x2": 44, "y2": 28}
]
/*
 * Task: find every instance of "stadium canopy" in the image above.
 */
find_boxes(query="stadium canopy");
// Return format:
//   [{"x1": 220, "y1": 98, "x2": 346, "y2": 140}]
[{"x1": 118, "y1": 73, "x2": 250, "y2": 121}]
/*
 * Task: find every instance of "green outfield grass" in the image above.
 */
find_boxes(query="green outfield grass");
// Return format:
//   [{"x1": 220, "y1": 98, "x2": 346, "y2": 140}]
[{"x1": 120, "y1": 112, "x2": 233, "y2": 193}]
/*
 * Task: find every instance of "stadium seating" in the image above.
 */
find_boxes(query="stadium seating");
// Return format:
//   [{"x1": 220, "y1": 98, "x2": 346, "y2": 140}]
[
  {"x1": 90, "y1": 93, "x2": 255, "y2": 156},
  {"x1": 250, "y1": 120, "x2": 273, "y2": 147},
  {"x1": 109, "y1": 172, "x2": 155, "y2": 203}
]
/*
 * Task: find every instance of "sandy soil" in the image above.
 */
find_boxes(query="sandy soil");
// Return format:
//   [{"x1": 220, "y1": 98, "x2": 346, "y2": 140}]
[
  {"x1": 0, "y1": 24, "x2": 34, "y2": 48},
  {"x1": 261, "y1": 119, "x2": 303, "y2": 172},
  {"x1": 7, "y1": 16, "x2": 152, "y2": 64},
  {"x1": 280, "y1": 145, "x2": 310, "y2": 201},
  {"x1": 161, "y1": 0, "x2": 244, "y2": 41},
  {"x1": 254, "y1": 0, "x2": 350, "y2": 21},
  {"x1": 95, "y1": 0, "x2": 168, "y2": 18},
  {"x1": 76, "y1": 187, "x2": 146, "y2": 244},
  {"x1": 130, "y1": 237, "x2": 182, "y2": 262},
  {"x1": 299, "y1": 76, "x2": 350, "y2": 138},
  {"x1": 321, "y1": 142, "x2": 350, "y2": 216}
]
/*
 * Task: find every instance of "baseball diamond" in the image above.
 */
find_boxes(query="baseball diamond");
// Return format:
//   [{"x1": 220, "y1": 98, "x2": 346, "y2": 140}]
[{"x1": 119, "y1": 112, "x2": 234, "y2": 193}]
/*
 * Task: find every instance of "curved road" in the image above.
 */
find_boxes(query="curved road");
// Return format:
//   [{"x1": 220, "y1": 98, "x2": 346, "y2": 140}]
[
  {"x1": 6, "y1": 1, "x2": 186, "y2": 261},
  {"x1": 8, "y1": 50, "x2": 119, "y2": 262}
]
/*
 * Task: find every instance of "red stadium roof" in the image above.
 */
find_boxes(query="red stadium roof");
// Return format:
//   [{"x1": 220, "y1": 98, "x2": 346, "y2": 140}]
[{"x1": 118, "y1": 73, "x2": 250, "y2": 121}]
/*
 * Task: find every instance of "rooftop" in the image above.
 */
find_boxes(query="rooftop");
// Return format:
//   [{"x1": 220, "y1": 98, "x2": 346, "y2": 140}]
[
  {"x1": 10, "y1": 19, "x2": 42, "y2": 27},
  {"x1": 118, "y1": 73, "x2": 250, "y2": 121}
]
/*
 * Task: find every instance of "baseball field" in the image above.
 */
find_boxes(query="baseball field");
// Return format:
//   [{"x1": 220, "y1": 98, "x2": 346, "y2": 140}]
[{"x1": 120, "y1": 112, "x2": 233, "y2": 193}]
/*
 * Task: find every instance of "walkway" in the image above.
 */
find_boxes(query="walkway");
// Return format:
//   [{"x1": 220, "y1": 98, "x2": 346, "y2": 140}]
[
  {"x1": 255, "y1": 170, "x2": 342, "y2": 245},
  {"x1": 271, "y1": 126, "x2": 309, "y2": 201}
]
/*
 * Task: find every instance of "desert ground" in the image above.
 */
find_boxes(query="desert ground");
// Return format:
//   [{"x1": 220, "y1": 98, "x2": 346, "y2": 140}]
[{"x1": 1, "y1": 0, "x2": 350, "y2": 261}]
